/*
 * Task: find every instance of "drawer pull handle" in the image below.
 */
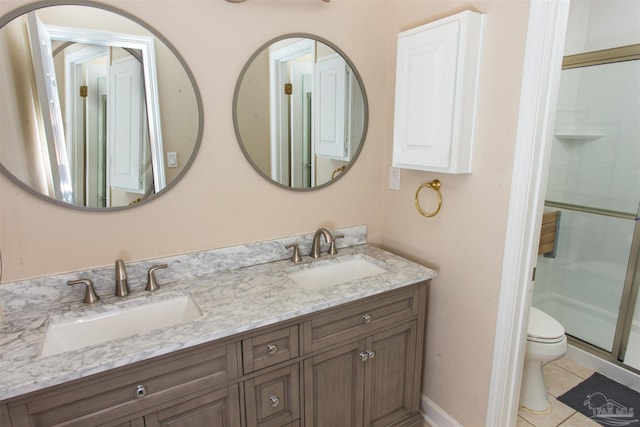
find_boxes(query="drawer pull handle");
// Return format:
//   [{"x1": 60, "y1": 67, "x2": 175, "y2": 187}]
[
  {"x1": 362, "y1": 313, "x2": 372, "y2": 323},
  {"x1": 135, "y1": 384, "x2": 147, "y2": 399},
  {"x1": 269, "y1": 395, "x2": 280, "y2": 407},
  {"x1": 267, "y1": 344, "x2": 278, "y2": 355},
  {"x1": 359, "y1": 350, "x2": 376, "y2": 362}
]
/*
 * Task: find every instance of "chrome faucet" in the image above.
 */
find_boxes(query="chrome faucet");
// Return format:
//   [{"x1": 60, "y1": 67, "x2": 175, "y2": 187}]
[
  {"x1": 310, "y1": 228, "x2": 334, "y2": 259},
  {"x1": 115, "y1": 259, "x2": 129, "y2": 297}
]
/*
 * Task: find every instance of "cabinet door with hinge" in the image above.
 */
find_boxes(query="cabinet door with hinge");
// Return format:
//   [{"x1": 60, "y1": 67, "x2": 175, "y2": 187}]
[
  {"x1": 143, "y1": 384, "x2": 242, "y2": 427},
  {"x1": 303, "y1": 339, "x2": 366, "y2": 427},
  {"x1": 364, "y1": 321, "x2": 418, "y2": 427}
]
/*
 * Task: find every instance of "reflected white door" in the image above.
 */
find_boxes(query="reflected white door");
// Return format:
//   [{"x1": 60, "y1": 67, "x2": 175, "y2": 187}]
[
  {"x1": 26, "y1": 12, "x2": 73, "y2": 203},
  {"x1": 314, "y1": 55, "x2": 347, "y2": 160},
  {"x1": 109, "y1": 57, "x2": 148, "y2": 194}
]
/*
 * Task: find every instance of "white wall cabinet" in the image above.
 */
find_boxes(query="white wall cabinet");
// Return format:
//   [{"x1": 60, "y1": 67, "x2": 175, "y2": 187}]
[{"x1": 392, "y1": 10, "x2": 484, "y2": 174}]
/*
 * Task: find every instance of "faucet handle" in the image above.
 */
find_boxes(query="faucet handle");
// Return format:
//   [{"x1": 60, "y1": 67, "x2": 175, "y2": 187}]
[
  {"x1": 285, "y1": 244, "x2": 302, "y2": 264},
  {"x1": 68, "y1": 279, "x2": 100, "y2": 304},
  {"x1": 146, "y1": 264, "x2": 168, "y2": 292},
  {"x1": 328, "y1": 234, "x2": 344, "y2": 255}
]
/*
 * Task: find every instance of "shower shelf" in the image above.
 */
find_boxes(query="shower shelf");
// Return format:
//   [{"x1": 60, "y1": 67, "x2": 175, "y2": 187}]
[{"x1": 554, "y1": 133, "x2": 603, "y2": 141}]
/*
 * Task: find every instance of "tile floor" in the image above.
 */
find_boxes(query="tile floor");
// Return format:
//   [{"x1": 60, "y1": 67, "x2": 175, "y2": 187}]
[
  {"x1": 517, "y1": 355, "x2": 600, "y2": 426},
  {"x1": 417, "y1": 355, "x2": 607, "y2": 426}
]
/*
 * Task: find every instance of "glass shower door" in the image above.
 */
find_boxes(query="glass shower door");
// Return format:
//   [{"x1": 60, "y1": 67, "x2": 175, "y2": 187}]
[{"x1": 533, "y1": 48, "x2": 640, "y2": 364}]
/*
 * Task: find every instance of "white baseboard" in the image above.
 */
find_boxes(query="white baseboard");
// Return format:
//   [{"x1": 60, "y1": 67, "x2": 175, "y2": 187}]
[
  {"x1": 567, "y1": 345, "x2": 640, "y2": 392},
  {"x1": 420, "y1": 394, "x2": 463, "y2": 427}
]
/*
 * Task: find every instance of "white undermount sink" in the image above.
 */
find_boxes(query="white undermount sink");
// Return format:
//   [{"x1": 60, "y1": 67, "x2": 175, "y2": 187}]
[
  {"x1": 40, "y1": 294, "x2": 203, "y2": 357},
  {"x1": 287, "y1": 257, "x2": 387, "y2": 290}
]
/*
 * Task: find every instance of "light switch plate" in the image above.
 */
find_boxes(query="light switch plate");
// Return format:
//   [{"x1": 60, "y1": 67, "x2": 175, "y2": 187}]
[
  {"x1": 389, "y1": 167, "x2": 400, "y2": 190},
  {"x1": 167, "y1": 152, "x2": 178, "y2": 168}
]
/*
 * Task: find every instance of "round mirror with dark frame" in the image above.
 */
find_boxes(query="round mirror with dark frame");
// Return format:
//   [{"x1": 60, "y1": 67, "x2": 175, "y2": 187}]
[
  {"x1": 233, "y1": 34, "x2": 368, "y2": 191},
  {"x1": 0, "y1": 1, "x2": 203, "y2": 210}
]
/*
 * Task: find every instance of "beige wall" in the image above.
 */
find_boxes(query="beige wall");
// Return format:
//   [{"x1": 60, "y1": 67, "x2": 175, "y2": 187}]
[
  {"x1": 0, "y1": 0, "x2": 532, "y2": 424},
  {"x1": 380, "y1": 2, "x2": 530, "y2": 424}
]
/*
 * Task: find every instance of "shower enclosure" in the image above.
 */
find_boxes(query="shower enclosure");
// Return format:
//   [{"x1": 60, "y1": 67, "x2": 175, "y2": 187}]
[{"x1": 533, "y1": 45, "x2": 640, "y2": 371}]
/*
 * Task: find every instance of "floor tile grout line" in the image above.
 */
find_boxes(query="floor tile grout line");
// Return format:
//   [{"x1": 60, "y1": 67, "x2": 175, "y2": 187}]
[
  {"x1": 550, "y1": 360, "x2": 581, "y2": 377},
  {"x1": 556, "y1": 410, "x2": 577, "y2": 427}
]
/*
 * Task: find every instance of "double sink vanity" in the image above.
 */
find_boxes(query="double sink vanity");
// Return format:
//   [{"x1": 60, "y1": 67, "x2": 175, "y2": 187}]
[{"x1": 0, "y1": 226, "x2": 436, "y2": 427}]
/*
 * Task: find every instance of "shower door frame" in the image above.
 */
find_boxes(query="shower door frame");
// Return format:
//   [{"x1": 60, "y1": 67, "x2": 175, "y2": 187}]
[{"x1": 550, "y1": 43, "x2": 640, "y2": 371}]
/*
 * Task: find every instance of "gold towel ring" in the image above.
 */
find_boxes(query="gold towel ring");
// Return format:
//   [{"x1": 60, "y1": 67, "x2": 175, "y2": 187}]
[
  {"x1": 415, "y1": 179, "x2": 442, "y2": 218},
  {"x1": 331, "y1": 165, "x2": 346, "y2": 179}
]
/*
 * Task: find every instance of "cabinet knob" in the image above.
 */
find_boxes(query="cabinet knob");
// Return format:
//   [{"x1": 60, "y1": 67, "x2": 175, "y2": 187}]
[
  {"x1": 135, "y1": 384, "x2": 148, "y2": 399},
  {"x1": 362, "y1": 313, "x2": 372, "y2": 323},
  {"x1": 359, "y1": 350, "x2": 376, "y2": 362},
  {"x1": 269, "y1": 395, "x2": 280, "y2": 407},
  {"x1": 266, "y1": 344, "x2": 278, "y2": 355}
]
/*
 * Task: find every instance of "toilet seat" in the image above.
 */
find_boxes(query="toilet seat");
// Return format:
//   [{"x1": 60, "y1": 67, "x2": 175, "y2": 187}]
[{"x1": 527, "y1": 307, "x2": 565, "y2": 344}]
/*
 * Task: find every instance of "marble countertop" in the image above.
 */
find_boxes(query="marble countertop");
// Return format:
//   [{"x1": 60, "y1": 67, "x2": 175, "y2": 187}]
[{"x1": 0, "y1": 243, "x2": 436, "y2": 401}]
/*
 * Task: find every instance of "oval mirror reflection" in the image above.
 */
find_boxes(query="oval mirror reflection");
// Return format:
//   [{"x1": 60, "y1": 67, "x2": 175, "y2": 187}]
[
  {"x1": 233, "y1": 34, "x2": 368, "y2": 190},
  {"x1": 0, "y1": 3, "x2": 203, "y2": 209}
]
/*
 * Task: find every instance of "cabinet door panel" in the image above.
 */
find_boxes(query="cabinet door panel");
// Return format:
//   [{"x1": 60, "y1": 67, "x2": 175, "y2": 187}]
[
  {"x1": 392, "y1": 19, "x2": 458, "y2": 171},
  {"x1": 304, "y1": 340, "x2": 365, "y2": 427},
  {"x1": 366, "y1": 322, "x2": 418, "y2": 427},
  {"x1": 145, "y1": 385, "x2": 241, "y2": 427}
]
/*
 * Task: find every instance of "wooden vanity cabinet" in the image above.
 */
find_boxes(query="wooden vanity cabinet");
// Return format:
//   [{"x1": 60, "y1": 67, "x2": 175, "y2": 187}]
[{"x1": 3, "y1": 281, "x2": 428, "y2": 427}]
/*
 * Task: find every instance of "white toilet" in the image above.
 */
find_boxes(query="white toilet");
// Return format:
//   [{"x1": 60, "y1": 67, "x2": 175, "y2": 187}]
[{"x1": 519, "y1": 306, "x2": 567, "y2": 412}]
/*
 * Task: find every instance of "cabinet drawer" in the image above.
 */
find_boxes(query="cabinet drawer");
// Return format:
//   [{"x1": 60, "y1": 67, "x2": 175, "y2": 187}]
[
  {"x1": 145, "y1": 384, "x2": 242, "y2": 427},
  {"x1": 11, "y1": 342, "x2": 239, "y2": 427},
  {"x1": 302, "y1": 287, "x2": 419, "y2": 353},
  {"x1": 243, "y1": 326, "x2": 299, "y2": 373},
  {"x1": 244, "y1": 365, "x2": 300, "y2": 427}
]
